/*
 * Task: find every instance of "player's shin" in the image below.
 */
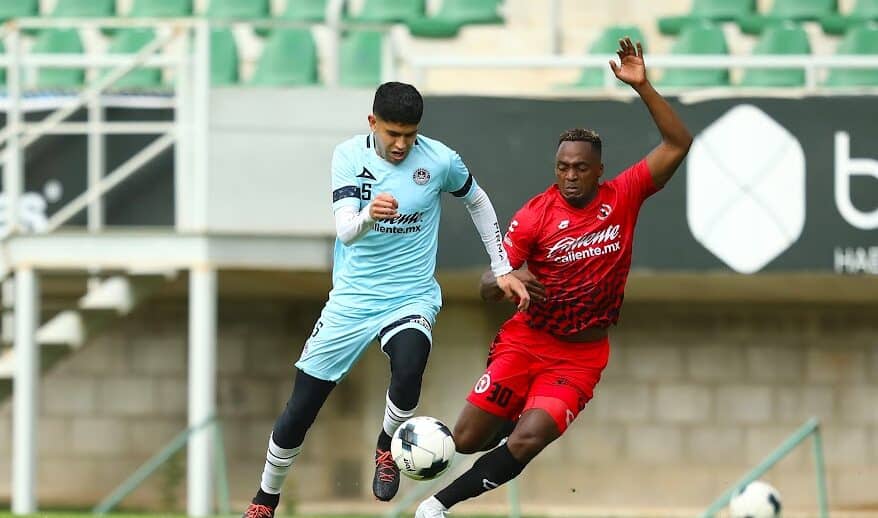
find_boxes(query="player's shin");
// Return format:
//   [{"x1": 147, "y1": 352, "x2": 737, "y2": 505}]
[
  {"x1": 434, "y1": 443, "x2": 527, "y2": 509},
  {"x1": 256, "y1": 433, "x2": 301, "y2": 506}
]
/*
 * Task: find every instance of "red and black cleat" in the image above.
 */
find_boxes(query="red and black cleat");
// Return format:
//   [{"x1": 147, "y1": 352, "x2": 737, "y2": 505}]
[
  {"x1": 373, "y1": 448, "x2": 400, "y2": 501},
  {"x1": 242, "y1": 503, "x2": 275, "y2": 518}
]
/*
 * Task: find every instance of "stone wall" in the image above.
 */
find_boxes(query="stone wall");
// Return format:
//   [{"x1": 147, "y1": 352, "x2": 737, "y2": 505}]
[{"x1": 0, "y1": 296, "x2": 876, "y2": 515}]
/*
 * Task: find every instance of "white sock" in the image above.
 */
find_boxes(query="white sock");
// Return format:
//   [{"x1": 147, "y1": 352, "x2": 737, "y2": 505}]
[
  {"x1": 383, "y1": 392, "x2": 416, "y2": 438},
  {"x1": 259, "y1": 433, "x2": 301, "y2": 495}
]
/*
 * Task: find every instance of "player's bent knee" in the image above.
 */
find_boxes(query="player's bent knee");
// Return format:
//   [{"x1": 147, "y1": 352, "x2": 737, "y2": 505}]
[{"x1": 452, "y1": 422, "x2": 486, "y2": 454}]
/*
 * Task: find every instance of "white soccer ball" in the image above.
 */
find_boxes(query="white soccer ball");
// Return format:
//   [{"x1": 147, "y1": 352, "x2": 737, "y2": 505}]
[
  {"x1": 390, "y1": 416, "x2": 456, "y2": 480},
  {"x1": 729, "y1": 480, "x2": 783, "y2": 518}
]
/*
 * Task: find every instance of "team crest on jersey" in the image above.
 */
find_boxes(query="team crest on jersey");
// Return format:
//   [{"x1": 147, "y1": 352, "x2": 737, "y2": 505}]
[
  {"x1": 412, "y1": 168, "x2": 431, "y2": 185},
  {"x1": 598, "y1": 203, "x2": 613, "y2": 220}
]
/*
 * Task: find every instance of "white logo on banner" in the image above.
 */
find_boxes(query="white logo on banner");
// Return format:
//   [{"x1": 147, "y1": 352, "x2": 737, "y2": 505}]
[{"x1": 687, "y1": 105, "x2": 806, "y2": 274}]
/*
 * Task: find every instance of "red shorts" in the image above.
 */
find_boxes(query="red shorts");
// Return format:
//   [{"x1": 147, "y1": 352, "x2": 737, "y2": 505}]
[{"x1": 466, "y1": 318, "x2": 609, "y2": 434}]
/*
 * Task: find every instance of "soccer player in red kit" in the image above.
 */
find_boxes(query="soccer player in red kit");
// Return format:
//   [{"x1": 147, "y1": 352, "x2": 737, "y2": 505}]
[{"x1": 416, "y1": 38, "x2": 693, "y2": 517}]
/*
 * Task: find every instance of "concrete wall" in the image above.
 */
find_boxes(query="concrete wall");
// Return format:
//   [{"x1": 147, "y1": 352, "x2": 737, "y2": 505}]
[{"x1": 0, "y1": 294, "x2": 876, "y2": 515}]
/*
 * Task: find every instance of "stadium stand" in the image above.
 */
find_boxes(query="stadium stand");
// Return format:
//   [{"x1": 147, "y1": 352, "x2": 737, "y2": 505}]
[
  {"x1": 739, "y1": 0, "x2": 839, "y2": 34},
  {"x1": 250, "y1": 28, "x2": 319, "y2": 86},
  {"x1": 106, "y1": 28, "x2": 164, "y2": 89},
  {"x1": 49, "y1": 0, "x2": 116, "y2": 18},
  {"x1": 280, "y1": 0, "x2": 331, "y2": 23},
  {"x1": 823, "y1": 21, "x2": 878, "y2": 85},
  {"x1": 821, "y1": 0, "x2": 878, "y2": 34},
  {"x1": 205, "y1": 0, "x2": 271, "y2": 20},
  {"x1": 33, "y1": 28, "x2": 86, "y2": 89},
  {"x1": 348, "y1": 0, "x2": 425, "y2": 23},
  {"x1": 739, "y1": 21, "x2": 811, "y2": 87},
  {"x1": 656, "y1": 20, "x2": 730, "y2": 87},
  {"x1": 0, "y1": 0, "x2": 39, "y2": 24},
  {"x1": 658, "y1": 0, "x2": 756, "y2": 35},
  {"x1": 571, "y1": 25, "x2": 647, "y2": 88},
  {"x1": 210, "y1": 27, "x2": 240, "y2": 85},
  {"x1": 128, "y1": 0, "x2": 195, "y2": 18},
  {"x1": 339, "y1": 29, "x2": 383, "y2": 86},
  {"x1": 407, "y1": 0, "x2": 505, "y2": 38}
]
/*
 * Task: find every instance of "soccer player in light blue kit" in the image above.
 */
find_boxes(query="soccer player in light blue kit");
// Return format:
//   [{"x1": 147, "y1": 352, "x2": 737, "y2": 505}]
[{"x1": 242, "y1": 82, "x2": 530, "y2": 518}]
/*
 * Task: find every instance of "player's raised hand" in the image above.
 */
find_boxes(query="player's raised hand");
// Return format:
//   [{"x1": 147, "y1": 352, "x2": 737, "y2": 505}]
[
  {"x1": 370, "y1": 192, "x2": 399, "y2": 220},
  {"x1": 609, "y1": 37, "x2": 647, "y2": 87},
  {"x1": 496, "y1": 273, "x2": 531, "y2": 311}
]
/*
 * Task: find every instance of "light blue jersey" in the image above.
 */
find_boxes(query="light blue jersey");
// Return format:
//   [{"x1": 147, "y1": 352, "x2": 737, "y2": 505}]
[{"x1": 296, "y1": 133, "x2": 478, "y2": 382}]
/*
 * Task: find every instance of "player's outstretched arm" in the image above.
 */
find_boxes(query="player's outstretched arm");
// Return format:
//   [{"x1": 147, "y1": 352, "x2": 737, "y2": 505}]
[
  {"x1": 609, "y1": 37, "x2": 692, "y2": 188},
  {"x1": 480, "y1": 269, "x2": 546, "y2": 305}
]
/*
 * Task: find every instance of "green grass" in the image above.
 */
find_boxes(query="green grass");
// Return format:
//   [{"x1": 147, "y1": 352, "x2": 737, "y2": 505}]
[{"x1": 0, "y1": 514, "x2": 516, "y2": 518}]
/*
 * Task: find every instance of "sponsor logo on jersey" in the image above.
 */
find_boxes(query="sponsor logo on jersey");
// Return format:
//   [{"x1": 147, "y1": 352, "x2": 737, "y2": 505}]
[
  {"x1": 558, "y1": 219, "x2": 569, "y2": 229},
  {"x1": 357, "y1": 167, "x2": 376, "y2": 180},
  {"x1": 598, "y1": 203, "x2": 612, "y2": 220},
  {"x1": 413, "y1": 168, "x2": 431, "y2": 185},
  {"x1": 474, "y1": 373, "x2": 491, "y2": 394},
  {"x1": 373, "y1": 212, "x2": 423, "y2": 234},
  {"x1": 546, "y1": 224, "x2": 622, "y2": 262}
]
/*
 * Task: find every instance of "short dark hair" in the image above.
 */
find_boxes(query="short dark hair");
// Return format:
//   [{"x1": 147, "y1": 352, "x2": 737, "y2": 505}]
[
  {"x1": 373, "y1": 82, "x2": 424, "y2": 125},
  {"x1": 558, "y1": 128, "x2": 602, "y2": 153}
]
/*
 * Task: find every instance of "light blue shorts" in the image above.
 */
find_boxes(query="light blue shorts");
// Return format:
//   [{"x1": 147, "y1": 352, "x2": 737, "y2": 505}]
[{"x1": 295, "y1": 299, "x2": 439, "y2": 382}]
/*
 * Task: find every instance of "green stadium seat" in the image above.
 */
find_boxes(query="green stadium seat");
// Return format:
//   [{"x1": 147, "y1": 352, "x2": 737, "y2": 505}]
[
  {"x1": 350, "y1": 0, "x2": 424, "y2": 23},
  {"x1": 739, "y1": 22, "x2": 810, "y2": 87},
  {"x1": 658, "y1": 0, "x2": 756, "y2": 35},
  {"x1": 206, "y1": 0, "x2": 271, "y2": 19},
  {"x1": 656, "y1": 21, "x2": 730, "y2": 87},
  {"x1": 250, "y1": 29, "x2": 318, "y2": 86},
  {"x1": 128, "y1": 0, "x2": 194, "y2": 18},
  {"x1": 572, "y1": 25, "x2": 647, "y2": 88},
  {"x1": 281, "y1": 0, "x2": 330, "y2": 22},
  {"x1": 50, "y1": 0, "x2": 116, "y2": 17},
  {"x1": 106, "y1": 29, "x2": 164, "y2": 89},
  {"x1": 823, "y1": 23, "x2": 878, "y2": 87},
  {"x1": 33, "y1": 29, "x2": 85, "y2": 89},
  {"x1": 739, "y1": 0, "x2": 838, "y2": 34},
  {"x1": 821, "y1": 0, "x2": 878, "y2": 35},
  {"x1": 0, "y1": 40, "x2": 5, "y2": 85},
  {"x1": 408, "y1": 0, "x2": 504, "y2": 38},
  {"x1": 210, "y1": 28, "x2": 239, "y2": 85},
  {"x1": 340, "y1": 30, "x2": 383, "y2": 87},
  {"x1": 0, "y1": 0, "x2": 39, "y2": 24}
]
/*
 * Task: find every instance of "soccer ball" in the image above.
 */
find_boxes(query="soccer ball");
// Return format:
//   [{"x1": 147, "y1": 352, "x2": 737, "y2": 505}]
[
  {"x1": 729, "y1": 480, "x2": 783, "y2": 518},
  {"x1": 390, "y1": 416, "x2": 456, "y2": 480}
]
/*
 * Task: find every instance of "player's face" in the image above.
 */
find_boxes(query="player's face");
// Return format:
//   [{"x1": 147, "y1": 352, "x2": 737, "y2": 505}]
[
  {"x1": 554, "y1": 141, "x2": 603, "y2": 207},
  {"x1": 369, "y1": 114, "x2": 419, "y2": 165}
]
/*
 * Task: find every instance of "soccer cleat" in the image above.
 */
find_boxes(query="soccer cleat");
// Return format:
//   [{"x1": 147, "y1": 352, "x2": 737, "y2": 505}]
[
  {"x1": 242, "y1": 503, "x2": 275, "y2": 518},
  {"x1": 415, "y1": 496, "x2": 450, "y2": 518},
  {"x1": 372, "y1": 448, "x2": 400, "y2": 501}
]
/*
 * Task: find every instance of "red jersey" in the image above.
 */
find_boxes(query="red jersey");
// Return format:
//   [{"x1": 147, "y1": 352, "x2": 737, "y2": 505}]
[{"x1": 503, "y1": 159, "x2": 659, "y2": 336}]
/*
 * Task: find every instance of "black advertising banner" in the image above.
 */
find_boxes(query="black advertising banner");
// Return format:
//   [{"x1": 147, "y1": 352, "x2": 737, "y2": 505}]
[{"x1": 423, "y1": 96, "x2": 878, "y2": 274}]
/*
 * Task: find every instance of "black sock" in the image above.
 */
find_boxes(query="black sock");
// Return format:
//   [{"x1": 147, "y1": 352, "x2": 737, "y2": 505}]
[
  {"x1": 377, "y1": 429, "x2": 392, "y2": 451},
  {"x1": 435, "y1": 444, "x2": 526, "y2": 509},
  {"x1": 253, "y1": 489, "x2": 280, "y2": 508}
]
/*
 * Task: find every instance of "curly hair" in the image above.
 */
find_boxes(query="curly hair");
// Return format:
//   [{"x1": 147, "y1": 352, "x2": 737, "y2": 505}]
[{"x1": 558, "y1": 128, "x2": 602, "y2": 153}]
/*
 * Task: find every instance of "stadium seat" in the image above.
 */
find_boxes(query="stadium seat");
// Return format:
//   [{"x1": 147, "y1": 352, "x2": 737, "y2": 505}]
[
  {"x1": 106, "y1": 29, "x2": 164, "y2": 89},
  {"x1": 821, "y1": 0, "x2": 878, "y2": 35},
  {"x1": 33, "y1": 29, "x2": 86, "y2": 89},
  {"x1": 0, "y1": 39, "x2": 5, "y2": 85},
  {"x1": 656, "y1": 21, "x2": 730, "y2": 87},
  {"x1": 0, "y1": 0, "x2": 39, "y2": 24},
  {"x1": 128, "y1": 0, "x2": 194, "y2": 18},
  {"x1": 739, "y1": 0, "x2": 838, "y2": 34},
  {"x1": 281, "y1": 0, "x2": 330, "y2": 22},
  {"x1": 340, "y1": 30, "x2": 383, "y2": 87},
  {"x1": 206, "y1": 0, "x2": 271, "y2": 19},
  {"x1": 658, "y1": 0, "x2": 756, "y2": 35},
  {"x1": 739, "y1": 22, "x2": 810, "y2": 87},
  {"x1": 210, "y1": 28, "x2": 239, "y2": 85},
  {"x1": 349, "y1": 0, "x2": 425, "y2": 23},
  {"x1": 250, "y1": 29, "x2": 318, "y2": 86},
  {"x1": 572, "y1": 25, "x2": 647, "y2": 88},
  {"x1": 408, "y1": 0, "x2": 504, "y2": 38},
  {"x1": 823, "y1": 23, "x2": 878, "y2": 87},
  {"x1": 50, "y1": 0, "x2": 116, "y2": 17}
]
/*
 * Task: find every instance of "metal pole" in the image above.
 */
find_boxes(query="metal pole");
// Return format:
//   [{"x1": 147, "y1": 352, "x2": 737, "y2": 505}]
[
  {"x1": 12, "y1": 267, "x2": 40, "y2": 515},
  {"x1": 4, "y1": 27, "x2": 23, "y2": 237},
  {"x1": 548, "y1": 0, "x2": 562, "y2": 55},
  {"x1": 507, "y1": 477, "x2": 521, "y2": 518},
  {"x1": 192, "y1": 20, "x2": 210, "y2": 232},
  {"x1": 812, "y1": 426, "x2": 829, "y2": 518},
  {"x1": 326, "y1": 0, "x2": 345, "y2": 87},
  {"x1": 87, "y1": 91, "x2": 105, "y2": 234},
  {"x1": 187, "y1": 266, "x2": 217, "y2": 517},
  {"x1": 174, "y1": 24, "x2": 192, "y2": 231}
]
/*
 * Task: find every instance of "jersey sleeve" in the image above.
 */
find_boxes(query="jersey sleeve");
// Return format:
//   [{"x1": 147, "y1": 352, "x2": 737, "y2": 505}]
[
  {"x1": 608, "y1": 158, "x2": 660, "y2": 207},
  {"x1": 330, "y1": 144, "x2": 362, "y2": 211},
  {"x1": 442, "y1": 151, "x2": 476, "y2": 198},
  {"x1": 503, "y1": 204, "x2": 540, "y2": 270}
]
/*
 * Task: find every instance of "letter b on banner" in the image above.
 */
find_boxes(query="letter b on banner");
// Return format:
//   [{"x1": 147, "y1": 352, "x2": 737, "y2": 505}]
[{"x1": 835, "y1": 132, "x2": 878, "y2": 230}]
